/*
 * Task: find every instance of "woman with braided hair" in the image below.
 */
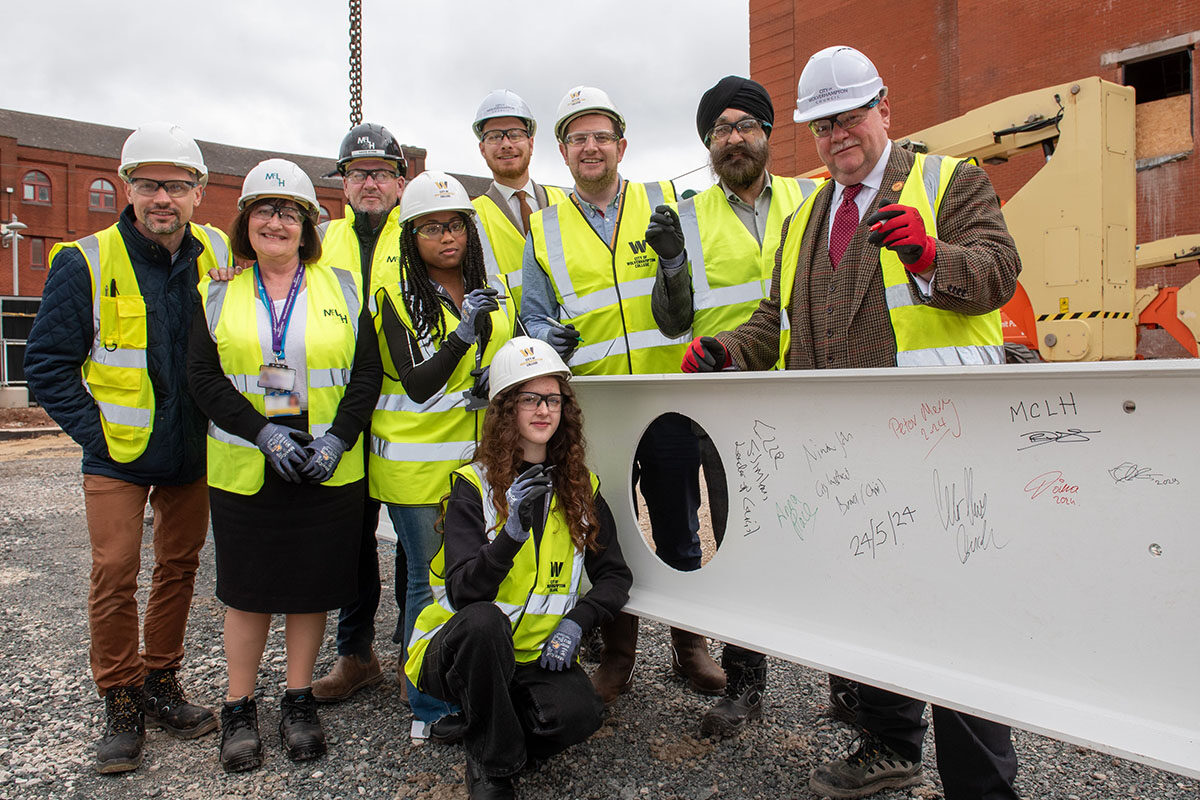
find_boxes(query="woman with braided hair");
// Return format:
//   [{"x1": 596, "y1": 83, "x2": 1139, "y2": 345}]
[
  {"x1": 371, "y1": 171, "x2": 513, "y2": 741},
  {"x1": 405, "y1": 336, "x2": 631, "y2": 799}
]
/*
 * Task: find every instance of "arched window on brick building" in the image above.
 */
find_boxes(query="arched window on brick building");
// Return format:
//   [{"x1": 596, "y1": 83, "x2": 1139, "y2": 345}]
[
  {"x1": 22, "y1": 171, "x2": 51, "y2": 204},
  {"x1": 89, "y1": 178, "x2": 117, "y2": 212}
]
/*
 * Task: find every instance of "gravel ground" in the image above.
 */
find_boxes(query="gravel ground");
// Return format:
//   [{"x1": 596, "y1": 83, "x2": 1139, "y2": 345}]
[{"x1": 1, "y1": 433, "x2": 1197, "y2": 800}]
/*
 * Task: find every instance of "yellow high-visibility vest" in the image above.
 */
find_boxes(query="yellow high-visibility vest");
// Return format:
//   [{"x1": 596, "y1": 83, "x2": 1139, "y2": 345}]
[
  {"x1": 473, "y1": 185, "x2": 568, "y2": 309},
  {"x1": 406, "y1": 463, "x2": 598, "y2": 683},
  {"x1": 317, "y1": 205, "x2": 404, "y2": 312},
  {"x1": 776, "y1": 153, "x2": 1003, "y2": 368},
  {"x1": 49, "y1": 222, "x2": 232, "y2": 463},
  {"x1": 200, "y1": 264, "x2": 365, "y2": 495},
  {"x1": 369, "y1": 281, "x2": 512, "y2": 505},
  {"x1": 529, "y1": 180, "x2": 685, "y2": 375}
]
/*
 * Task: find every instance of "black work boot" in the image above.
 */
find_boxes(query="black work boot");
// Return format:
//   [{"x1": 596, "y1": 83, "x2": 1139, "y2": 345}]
[
  {"x1": 96, "y1": 685, "x2": 145, "y2": 774},
  {"x1": 465, "y1": 753, "x2": 517, "y2": 799},
  {"x1": 219, "y1": 696, "x2": 263, "y2": 773},
  {"x1": 699, "y1": 650, "x2": 767, "y2": 738},
  {"x1": 279, "y1": 687, "x2": 327, "y2": 762},
  {"x1": 144, "y1": 668, "x2": 218, "y2": 739}
]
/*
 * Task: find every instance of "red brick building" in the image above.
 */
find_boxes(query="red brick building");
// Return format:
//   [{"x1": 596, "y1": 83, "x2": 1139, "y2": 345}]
[
  {"x1": 0, "y1": 108, "x2": 504, "y2": 298},
  {"x1": 749, "y1": 0, "x2": 1198, "y2": 245}
]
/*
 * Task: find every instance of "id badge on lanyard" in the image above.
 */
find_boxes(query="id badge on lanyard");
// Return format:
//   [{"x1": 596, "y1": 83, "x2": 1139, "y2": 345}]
[{"x1": 254, "y1": 264, "x2": 305, "y2": 418}]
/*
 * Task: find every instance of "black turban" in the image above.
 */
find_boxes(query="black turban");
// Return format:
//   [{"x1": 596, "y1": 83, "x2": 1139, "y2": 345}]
[{"x1": 696, "y1": 76, "x2": 774, "y2": 143}]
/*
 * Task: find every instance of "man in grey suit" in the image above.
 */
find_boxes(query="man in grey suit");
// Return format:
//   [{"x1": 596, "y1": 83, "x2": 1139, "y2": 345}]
[{"x1": 683, "y1": 46, "x2": 1021, "y2": 800}]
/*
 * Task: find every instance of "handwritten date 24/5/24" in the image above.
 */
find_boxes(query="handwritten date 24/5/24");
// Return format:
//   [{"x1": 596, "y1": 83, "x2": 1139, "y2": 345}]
[{"x1": 850, "y1": 507, "x2": 916, "y2": 558}]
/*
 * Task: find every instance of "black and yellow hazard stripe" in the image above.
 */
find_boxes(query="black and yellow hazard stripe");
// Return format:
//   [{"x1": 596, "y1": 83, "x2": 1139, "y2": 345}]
[{"x1": 1036, "y1": 311, "x2": 1133, "y2": 321}]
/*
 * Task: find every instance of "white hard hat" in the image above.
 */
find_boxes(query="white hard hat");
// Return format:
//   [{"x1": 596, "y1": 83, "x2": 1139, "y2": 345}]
[
  {"x1": 119, "y1": 121, "x2": 208, "y2": 185},
  {"x1": 489, "y1": 336, "x2": 571, "y2": 401},
  {"x1": 238, "y1": 159, "x2": 319, "y2": 218},
  {"x1": 793, "y1": 46, "x2": 886, "y2": 124},
  {"x1": 473, "y1": 90, "x2": 537, "y2": 140},
  {"x1": 398, "y1": 171, "x2": 475, "y2": 226},
  {"x1": 554, "y1": 85, "x2": 626, "y2": 143}
]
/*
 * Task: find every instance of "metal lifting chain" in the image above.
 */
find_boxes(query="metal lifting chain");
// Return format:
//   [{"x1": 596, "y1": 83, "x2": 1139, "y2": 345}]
[{"x1": 348, "y1": 0, "x2": 363, "y2": 126}]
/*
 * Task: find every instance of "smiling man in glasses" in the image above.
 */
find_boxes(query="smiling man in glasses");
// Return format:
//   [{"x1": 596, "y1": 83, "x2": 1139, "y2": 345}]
[
  {"x1": 649, "y1": 75, "x2": 821, "y2": 740},
  {"x1": 25, "y1": 122, "x2": 233, "y2": 773},
  {"x1": 680, "y1": 47, "x2": 1021, "y2": 800},
  {"x1": 470, "y1": 90, "x2": 567, "y2": 305}
]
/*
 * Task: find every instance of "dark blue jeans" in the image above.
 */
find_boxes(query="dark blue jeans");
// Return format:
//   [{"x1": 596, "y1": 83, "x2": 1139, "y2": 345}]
[{"x1": 634, "y1": 413, "x2": 703, "y2": 571}]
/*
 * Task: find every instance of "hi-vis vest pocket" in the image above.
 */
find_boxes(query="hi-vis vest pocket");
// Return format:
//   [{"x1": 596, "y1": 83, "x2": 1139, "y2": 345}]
[{"x1": 99, "y1": 295, "x2": 148, "y2": 350}]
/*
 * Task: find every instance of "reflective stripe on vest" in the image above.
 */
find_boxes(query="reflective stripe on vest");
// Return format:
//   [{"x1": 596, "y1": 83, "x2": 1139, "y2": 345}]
[
  {"x1": 676, "y1": 176, "x2": 819, "y2": 338},
  {"x1": 201, "y1": 265, "x2": 364, "y2": 494},
  {"x1": 529, "y1": 180, "x2": 684, "y2": 375},
  {"x1": 775, "y1": 154, "x2": 1003, "y2": 368},
  {"x1": 404, "y1": 463, "x2": 595, "y2": 686},
  {"x1": 473, "y1": 185, "x2": 568, "y2": 311},
  {"x1": 368, "y1": 280, "x2": 512, "y2": 505}
]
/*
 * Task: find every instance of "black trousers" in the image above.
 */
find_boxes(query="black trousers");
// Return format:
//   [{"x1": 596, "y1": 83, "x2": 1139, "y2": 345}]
[
  {"x1": 634, "y1": 412, "x2": 703, "y2": 571},
  {"x1": 858, "y1": 684, "x2": 1020, "y2": 800},
  {"x1": 335, "y1": 494, "x2": 382, "y2": 657},
  {"x1": 418, "y1": 602, "x2": 603, "y2": 777}
]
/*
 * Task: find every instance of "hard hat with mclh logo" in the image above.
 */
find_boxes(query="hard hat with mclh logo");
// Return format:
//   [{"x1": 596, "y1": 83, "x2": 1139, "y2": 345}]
[
  {"x1": 793, "y1": 45, "x2": 886, "y2": 124},
  {"x1": 473, "y1": 90, "x2": 537, "y2": 140},
  {"x1": 238, "y1": 158, "x2": 320, "y2": 219},
  {"x1": 553, "y1": 85, "x2": 626, "y2": 143},
  {"x1": 488, "y1": 336, "x2": 572, "y2": 401},
  {"x1": 397, "y1": 171, "x2": 475, "y2": 226},
  {"x1": 118, "y1": 121, "x2": 209, "y2": 185},
  {"x1": 336, "y1": 122, "x2": 407, "y2": 174}
]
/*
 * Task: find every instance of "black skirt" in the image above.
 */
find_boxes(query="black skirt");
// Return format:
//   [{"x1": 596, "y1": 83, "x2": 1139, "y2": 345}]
[{"x1": 210, "y1": 458, "x2": 364, "y2": 614}]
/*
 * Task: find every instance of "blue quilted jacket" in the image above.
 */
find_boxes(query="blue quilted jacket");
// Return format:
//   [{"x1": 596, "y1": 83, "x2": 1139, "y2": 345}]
[{"x1": 24, "y1": 206, "x2": 208, "y2": 485}]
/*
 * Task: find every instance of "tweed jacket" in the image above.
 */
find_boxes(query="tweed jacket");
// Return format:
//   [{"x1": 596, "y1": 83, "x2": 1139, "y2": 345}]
[
  {"x1": 717, "y1": 145, "x2": 1020, "y2": 371},
  {"x1": 480, "y1": 180, "x2": 559, "y2": 232}
]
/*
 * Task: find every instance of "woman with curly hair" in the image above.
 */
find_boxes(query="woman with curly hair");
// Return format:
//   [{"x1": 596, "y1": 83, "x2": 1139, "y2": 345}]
[
  {"x1": 405, "y1": 336, "x2": 632, "y2": 799},
  {"x1": 371, "y1": 171, "x2": 513, "y2": 740}
]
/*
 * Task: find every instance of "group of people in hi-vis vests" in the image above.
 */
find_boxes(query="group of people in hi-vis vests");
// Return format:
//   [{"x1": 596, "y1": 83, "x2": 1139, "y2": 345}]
[{"x1": 25, "y1": 42, "x2": 1023, "y2": 800}]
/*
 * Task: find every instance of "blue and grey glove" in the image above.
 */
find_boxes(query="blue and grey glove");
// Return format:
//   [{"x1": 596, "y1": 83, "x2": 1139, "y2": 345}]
[
  {"x1": 538, "y1": 618, "x2": 583, "y2": 671},
  {"x1": 300, "y1": 433, "x2": 348, "y2": 483},
  {"x1": 454, "y1": 288, "x2": 500, "y2": 344},
  {"x1": 545, "y1": 322, "x2": 580, "y2": 360},
  {"x1": 503, "y1": 464, "x2": 553, "y2": 542},
  {"x1": 254, "y1": 423, "x2": 311, "y2": 484}
]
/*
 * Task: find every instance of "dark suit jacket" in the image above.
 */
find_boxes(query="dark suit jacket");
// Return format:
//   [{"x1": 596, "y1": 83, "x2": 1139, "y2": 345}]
[
  {"x1": 480, "y1": 181, "x2": 558, "y2": 232},
  {"x1": 718, "y1": 145, "x2": 1020, "y2": 371}
]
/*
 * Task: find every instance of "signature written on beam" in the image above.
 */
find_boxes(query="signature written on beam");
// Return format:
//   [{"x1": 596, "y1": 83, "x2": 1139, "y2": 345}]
[{"x1": 1016, "y1": 428, "x2": 1100, "y2": 451}]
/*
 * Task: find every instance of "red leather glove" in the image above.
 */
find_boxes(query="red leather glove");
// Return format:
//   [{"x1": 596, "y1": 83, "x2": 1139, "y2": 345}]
[
  {"x1": 866, "y1": 203, "x2": 936, "y2": 273},
  {"x1": 682, "y1": 336, "x2": 731, "y2": 373}
]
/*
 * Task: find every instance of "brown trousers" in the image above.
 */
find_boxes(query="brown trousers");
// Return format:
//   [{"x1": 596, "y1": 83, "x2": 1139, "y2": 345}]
[{"x1": 82, "y1": 474, "x2": 209, "y2": 694}]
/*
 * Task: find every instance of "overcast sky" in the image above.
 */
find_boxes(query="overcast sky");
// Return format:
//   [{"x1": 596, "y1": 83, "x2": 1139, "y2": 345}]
[{"x1": 2, "y1": 0, "x2": 753, "y2": 195}]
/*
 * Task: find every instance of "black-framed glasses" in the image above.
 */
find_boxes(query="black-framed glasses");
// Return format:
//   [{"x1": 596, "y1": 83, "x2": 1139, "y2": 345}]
[
  {"x1": 481, "y1": 128, "x2": 531, "y2": 145},
  {"x1": 250, "y1": 203, "x2": 305, "y2": 226},
  {"x1": 344, "y1": 168, "x2": 400, "y2": 184},
  {"x1": 808, "y1": 94, "x2": 883, "y2": 138},
  {"x1": 563, "y1": 130, "x2": 621, "y2": 147},
  {"x1": 128, "y1": 178, "x2": 199, "y2": 198},
  {"x1": 515, "y1": 391, "x2": 564, "y2": 411},
  {"x1": 706, "y1": 117, "x2": 770, "y2": 146},
  {"x1": 414, "y1": 217, "x2": 468, "y2": 239}
]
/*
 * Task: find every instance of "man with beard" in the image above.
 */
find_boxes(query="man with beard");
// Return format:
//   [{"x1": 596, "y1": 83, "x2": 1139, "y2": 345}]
[
  {"x1": 683, "y1": 47, "x2": 1020, "y2": 800},
  {"x1": 470, "y1": 89, "x2": 567, "y2": 304},
  {"x1": 648, "y1": 75, "x2": 819, "y2": 739},
  {"x1": 520, "y1": 86, "x2": 728, "y2": 707},
  {"x1": 311, "y1": 123, "x2": 416, "y2": 708},
  {"x1": 24, "y1": 122, "x2": 231, "y2": 772}
]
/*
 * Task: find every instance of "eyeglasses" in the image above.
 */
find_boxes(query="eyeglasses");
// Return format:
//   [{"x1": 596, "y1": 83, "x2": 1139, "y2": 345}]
[
  {"x1": 515, "y1": 391, "x2": 564, "y2": 411},
  {"x1": 481, "y1": 128, "x2": 531, "y2": 145},
  {"x1": 563, "y1": 130, "x2": 621, "y2": 147},
  {"x1": 414, "y1": 217, "x2": 468, "y2": 239},
  {"x1": 706, "y1": 117, "x2": 770, "y2": 146},
  {"x1": 344, "y1": 168, "x2": 400, "y2": 184},
  {"x1": 250, "y1": 203, "x2": 306, "y2": 226},
  {"x1": 808, "y1": 95, "x2": 883, "y2": 138},
  {"x1": 128, "y1": 178, "x2": 199, "y2": 198}
]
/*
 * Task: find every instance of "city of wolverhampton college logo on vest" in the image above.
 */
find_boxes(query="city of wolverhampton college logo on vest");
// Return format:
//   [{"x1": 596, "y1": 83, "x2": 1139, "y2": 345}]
[
  {"x1": 546, "y1": 560, "x2": 566, "y2": 592},
  {"x1": 628, "y1": 239, "x2": 655, "y2": 270}
]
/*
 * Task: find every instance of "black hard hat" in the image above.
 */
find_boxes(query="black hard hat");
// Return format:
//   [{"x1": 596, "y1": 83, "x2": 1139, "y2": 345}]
[{"x1": 337, "y1": 123, "x2": 406, "y2": 174}]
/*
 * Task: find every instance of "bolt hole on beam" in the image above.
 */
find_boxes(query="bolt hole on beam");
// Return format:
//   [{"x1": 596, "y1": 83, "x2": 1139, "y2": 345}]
[{"x1": 1123, "y1": 400, "x2": 1137, "y2": 413}]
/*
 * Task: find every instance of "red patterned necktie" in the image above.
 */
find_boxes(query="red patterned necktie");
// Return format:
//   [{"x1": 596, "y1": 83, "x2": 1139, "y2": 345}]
[{"x1": 828, "y1": 183, "x2": 862, "y2": 268}]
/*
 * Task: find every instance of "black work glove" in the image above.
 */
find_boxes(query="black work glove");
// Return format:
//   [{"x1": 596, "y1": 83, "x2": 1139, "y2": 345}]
[
  {"x1": 646, "y1": 204, "x2": 685, "y2": 261},
  {"x1": 503, "y1": 464, "x2": 553, "y2": 542},
  {"x1": 539, "y1": 619, "x2": 583, "y2": 671},
  {"x1": 254, "y1": 423, "x2": 312, "y2": 483},
  {"x1": 546, "y1": 322, "x2": 580, "y2": 360}
]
